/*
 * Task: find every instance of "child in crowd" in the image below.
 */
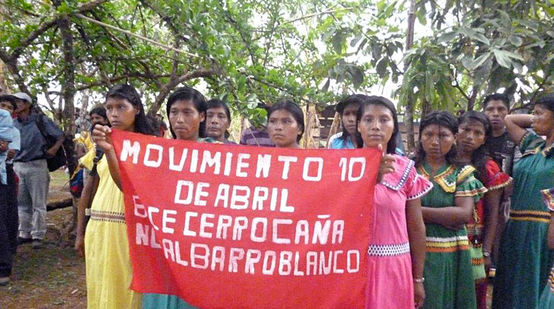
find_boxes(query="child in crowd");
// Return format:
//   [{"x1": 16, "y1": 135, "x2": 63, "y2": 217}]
[{"x1": 0, "y1": 109, "x2": 16, "y2": 285}]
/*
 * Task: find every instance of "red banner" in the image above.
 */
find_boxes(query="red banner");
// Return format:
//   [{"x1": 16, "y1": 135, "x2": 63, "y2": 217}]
[{"x1": 112, "y1": 130, "x2": 380, "y2": 309}]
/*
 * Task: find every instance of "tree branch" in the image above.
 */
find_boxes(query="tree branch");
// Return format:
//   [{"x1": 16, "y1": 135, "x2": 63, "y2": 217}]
[
  {"x1": 148, "y1": 68, "x2": 217, "y2": 116},
  {"x1": 10, "y1": 0, "x2": 109, "y2": 61}
]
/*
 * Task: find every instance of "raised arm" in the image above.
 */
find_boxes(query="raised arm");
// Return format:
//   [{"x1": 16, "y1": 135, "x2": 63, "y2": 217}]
[
  {"x1": 504, "y1": 114, "x2": 533, "y2": 145},
  {"x1": 92, "y1": 125, "x2": 122, "y2": 190}
]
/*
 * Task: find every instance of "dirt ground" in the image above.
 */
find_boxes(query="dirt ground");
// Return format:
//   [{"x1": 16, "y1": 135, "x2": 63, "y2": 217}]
[{"x1": 0, "y1": 171, "x2": 86, "y2": 308}]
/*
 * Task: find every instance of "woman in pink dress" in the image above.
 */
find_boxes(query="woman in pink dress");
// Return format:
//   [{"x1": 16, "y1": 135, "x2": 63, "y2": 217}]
[{"x1": 356, "y1": 96, "x2": 432, "y2": 308}]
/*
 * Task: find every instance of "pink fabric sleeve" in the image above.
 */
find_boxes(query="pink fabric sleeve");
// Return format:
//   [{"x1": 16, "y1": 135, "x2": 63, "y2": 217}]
[{"x1": 405, "y1": 165, "x2": 433, "y2": 201}]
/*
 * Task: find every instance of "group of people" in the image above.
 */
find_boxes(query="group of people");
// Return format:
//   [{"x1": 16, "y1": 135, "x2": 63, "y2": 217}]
[
  {"x1": 0, "y1": 92, "x2": 64, "y2": 286},
  {"x1": 1, "y1": 82, "x2": 552, "y2": 309}
]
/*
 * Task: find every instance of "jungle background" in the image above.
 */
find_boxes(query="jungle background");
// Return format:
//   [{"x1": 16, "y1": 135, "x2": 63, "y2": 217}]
[{"x1": 0, "y1": 0, "x2": 552, "y2": 307}]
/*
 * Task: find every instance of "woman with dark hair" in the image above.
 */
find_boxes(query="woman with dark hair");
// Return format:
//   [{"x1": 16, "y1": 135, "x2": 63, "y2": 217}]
[
  {"x1": 414, "y1": 111, "x2": 486, "y2": 309},
  {"x1": 206, "y1": 99, "x2": 236, "y2": 144},
  {"x1": 142, "y1": 86, "x2": 213, "y2": 309},
  {"x1": 328, "y1": 94, "x2": 363, "y2": 149},
  {"x1": 493, "y1": 93, "x2": 554, "y2": 309},
  {"x1": 456, "y1": 111, "x2": 511, "y2": 309},
  {"x1": 356, "y1": 96, "x2": 430, "y2": 308},
  {"x1": 267, "y1": 100, "x2": 304, "y2": 148},
  {"x1": 84, "y1": 84, "x2": 156, "y2": 308}
]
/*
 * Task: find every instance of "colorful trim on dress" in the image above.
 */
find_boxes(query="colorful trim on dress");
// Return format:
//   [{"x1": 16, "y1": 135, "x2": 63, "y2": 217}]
[
  {"x1": 418, "y1": 165, "x2": 458, "y2": 193},
  {"x1": 549, "y1": 267, "x2": 554, "y2": 293},
  {"x1": 456, "y1": 165, "x2": 476, "y2": 184},
  {"x1": 368, "y1": 242, "x2": 410, "y2": 257},
  {"x1": 455, "y1": 187, "x2": 488, "y2": 197},
  {"x1": 425, "y1": 235, "x2": 470, "y2": 252},
  {"x1": 407, "y1": 178, "x2": 434, "y2": 200},
  {"x1": 542, "y1": 188, "x2": 554, "y2": 211},
  {"x1": 381, "y1": 159, "x2": 414, "y2": 191},
  {"x1": 487, "y1": 177, "x2": 512, "y2": 191},
  {"x1": 509, "y1": 210, "x2": 550, "y2": 223},
  {"x1": 90, "y1": 210, "x2": 126, "y2": 223}
]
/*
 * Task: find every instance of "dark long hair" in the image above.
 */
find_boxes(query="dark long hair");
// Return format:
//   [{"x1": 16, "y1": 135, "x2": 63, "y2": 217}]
[
  {"x1": 89, "y1": 105, "x2": 107, "y2": 120},
  {"x1": 458, "y1": 111, "x2": 492, "y2": 184},
  {"x1": 355, "y1": 96, "x2": 399, "y2": 154},
  {"x1": 207, "y1": 99, "x2": 232, "y2": 139},
  {"x1": 535, "y1": 92, "x2": 554, "y2": 112},
  {"x1": 336, "y1": 94, "x2": 365, "y2": 143},
  {"x1": 166, "y1": 87, "x2": 207, "y2": 138},
  {"x1": 105, "y1": 84, "x2": 155, "y2": 135},
  {"x1": 267, "y1": 100, "x2": 305, "y2": 142},
  {"x1": 414, "y1": 111, "x2": 459, "y2": 167}
]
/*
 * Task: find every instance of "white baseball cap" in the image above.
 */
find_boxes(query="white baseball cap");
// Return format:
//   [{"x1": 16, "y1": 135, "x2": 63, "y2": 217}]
[{"x1": 12, "y1": 92, "x2": 33, "y2": 104}]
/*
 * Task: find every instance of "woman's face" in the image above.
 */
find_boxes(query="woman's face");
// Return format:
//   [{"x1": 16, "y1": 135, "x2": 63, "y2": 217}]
[
  {"x1": 531, "y1": 105, "x2": 554, "y2": 137},
  {"x1": 341, "y1": 103, "x2": 359, "y2": 135},
  {"x1": 267, "y1": 109, "x2": 301, "y2": 148},
  {"x1": 357, "y1": 104, "x2": 395, "y2": 150},
  {"x1": 420, "y1": 124, "x2": 456, "y2": 162},
  {"x1": 457, "y1": 119, "x2": 486, "y2": 154},
  {"x1": 105, "y1": 97, "x2": 137, "y2": 132},
  {"x1": 206, "y1": 106, "x2": 230, "y2": 141},
  {"x1": 169, "y1": 100, "x2": 204, "y2": 141},
  {"x1": 90, "y1": 113, "x2": 108, "y2": 127}
]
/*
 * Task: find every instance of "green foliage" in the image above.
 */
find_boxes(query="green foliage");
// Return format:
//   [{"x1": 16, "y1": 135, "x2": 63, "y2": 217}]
[{"x1": 0, "y1": 0, "x2": 552, "y2": 130}]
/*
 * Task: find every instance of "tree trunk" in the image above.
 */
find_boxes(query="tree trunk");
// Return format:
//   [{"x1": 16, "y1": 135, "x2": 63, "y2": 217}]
[
  {"x1": 57, "y1": 13, "x2": 77, "y2": 174},
  {"x1": 404, "y1": 0, "x2": 417, "y2": 153},
  {"x1": 421, "y1": 98, "x2": 432, "y2": 117},
  {"x1": 467, "y1": 85, "x2": 478, "y2": 111},
  {"x1": 0, "y1": 61, "x2": 7, "y2": 94}
]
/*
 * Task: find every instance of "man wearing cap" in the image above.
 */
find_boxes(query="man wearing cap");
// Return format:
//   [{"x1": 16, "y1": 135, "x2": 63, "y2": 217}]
[{"x1": 12, "y1": 92, "x2": 64, "y2": 249}]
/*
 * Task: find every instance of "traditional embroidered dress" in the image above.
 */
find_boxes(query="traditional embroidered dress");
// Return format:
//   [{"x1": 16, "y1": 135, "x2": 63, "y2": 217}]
[
  {"x1": 466, "y1": 159, "x2": 511, "y2": 308},
  {"x1": 539, "y1": 187, "x2": 554, "y2": 309},
  {"x1": 85, "y1": 157, "x2": 141, "y2": 308},
  {"x1": 418, "y1": 162, "x2": 487, "y2": 309},
  {"x1": 492, "y1": 132, "x2": 554, "y2": 309},
  {"x1": 365, "y1": 155, "x2": 433, "y2": 308}
]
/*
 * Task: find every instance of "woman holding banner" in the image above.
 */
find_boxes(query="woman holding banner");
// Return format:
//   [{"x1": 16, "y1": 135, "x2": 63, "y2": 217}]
[
  {"x1": 87, "y1": 84, "x2": 155, "y2": 308},
  {"x1": 415, "y1": 111, "x2": 486, "y2": 309},
  {"x1": 355, "y1": 96, "x2": 430, "y2": 308},
  {"x1": 141, "y1": 87, "x2": 213, "y2": 309}
]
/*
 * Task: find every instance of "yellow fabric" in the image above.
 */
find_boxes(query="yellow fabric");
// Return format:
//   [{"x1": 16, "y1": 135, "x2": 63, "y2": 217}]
[
  {"x1": 74, "y1": 131, "x2": 95, "y2": 152},
  {"x1": 80, "y1": 148, "x2": 95, "y2": 171},
  {"x1": 84, "y1": 157, "x2": 141, "y2": 309}
]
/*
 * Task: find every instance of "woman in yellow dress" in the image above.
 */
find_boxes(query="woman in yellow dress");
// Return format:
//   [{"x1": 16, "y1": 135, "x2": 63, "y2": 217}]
[{"x1": 83, "y1": 84, "x2": 155, "y2": 308}]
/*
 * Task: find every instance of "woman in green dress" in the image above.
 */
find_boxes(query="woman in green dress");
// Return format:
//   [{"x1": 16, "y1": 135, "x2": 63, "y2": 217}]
[
  {"x1": 415, "y1": 111, "x2": 486, "y2": 309},
  {"x1": 492, "y1": 93, "x2": 554, "y2": 309}
]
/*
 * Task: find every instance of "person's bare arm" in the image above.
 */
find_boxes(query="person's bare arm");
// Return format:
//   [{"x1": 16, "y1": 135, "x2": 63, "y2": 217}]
[
  {"x1": 422, "y1": 196, "x2": 474, "y2": 228},
  {"x1": 75, "y1": 174, "x2": 98, "y2": 257},
  {"x1": 92, "y1": 125, "x2": 122, "y2": 190},
  {"x1": 481, "y1": 187, "x2": 502, "y2": 269},
  {"x1": 406, "y1": 198, "x2": 426, "y2": 308},
  {"x1": 504, "y1": 114, "x2": 533, "y2": 145}
]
